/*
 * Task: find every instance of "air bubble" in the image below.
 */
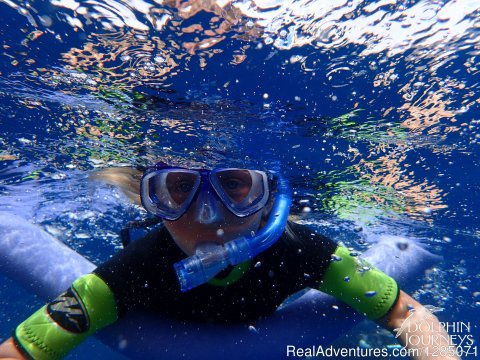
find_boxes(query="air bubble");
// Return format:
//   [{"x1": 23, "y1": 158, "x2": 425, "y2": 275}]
[
  {"x1": 39, "y1": 15, "x2": 53, "y2": 27},
  {"x1": 248, "y1": 325, "x2": 259, "y2": 334},
  {"x1": 365, "y1": 291, "x2": 377, "y2": 297},
  {"x1": 118, "y1": 339, "x2": 128, "y2": 350},
  {"x1": 331, "y1": 254, "x2": 342, "y2": 262},
  {"x1": 359, "y1": 339, "x2": 372, "y2": 348}
]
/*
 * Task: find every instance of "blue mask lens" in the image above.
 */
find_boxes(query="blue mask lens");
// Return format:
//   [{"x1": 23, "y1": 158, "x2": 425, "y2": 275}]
[
  {"x1": 209, "y1": 168, "x2": 269, "y2": 217},
  {"x1": 141, "y1": 169, "x2": 201, "y2": 220}
]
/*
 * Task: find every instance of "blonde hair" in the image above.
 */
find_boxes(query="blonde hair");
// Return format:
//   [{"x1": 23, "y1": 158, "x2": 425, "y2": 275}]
[{"x1": 89, "y1": 167, "x2": 143, "y2": 206}]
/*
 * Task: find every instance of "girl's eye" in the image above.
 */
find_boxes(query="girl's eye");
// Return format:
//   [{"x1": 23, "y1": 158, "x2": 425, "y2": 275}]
[
  {"x1": 224, "y1": 179, "x2": 241, "y2": 190},
  {"x1": 176, "y1": 182, "x2": 193, "y2": 193}
]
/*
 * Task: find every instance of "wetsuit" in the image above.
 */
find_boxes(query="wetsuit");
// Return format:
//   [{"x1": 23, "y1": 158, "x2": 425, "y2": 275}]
[
  {"x1": 94, "y1": 221, "x2": 337, "y2": 323},
  {"x1": 13, "y1": 222, "x2": 399, "y2": 360}
]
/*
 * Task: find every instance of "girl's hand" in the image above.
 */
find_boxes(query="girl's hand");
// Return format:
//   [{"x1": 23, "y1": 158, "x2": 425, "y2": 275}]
[
  {"x1": 379, "y1": 290, "x2": 460, "y2": 360},
  {"x1": 0, "y1": 337, "x2": 27, "y2": 360}
]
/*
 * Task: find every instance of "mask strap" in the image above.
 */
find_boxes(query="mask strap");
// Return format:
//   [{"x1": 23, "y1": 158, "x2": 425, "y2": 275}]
[{"x1": 120, "y1": 218, "x2": 163, "y2": 247}]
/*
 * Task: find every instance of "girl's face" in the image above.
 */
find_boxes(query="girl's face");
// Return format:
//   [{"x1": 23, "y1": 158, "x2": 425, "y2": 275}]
[{"x1": 163, "y1": 196, "x2": 264, "y2": 256}]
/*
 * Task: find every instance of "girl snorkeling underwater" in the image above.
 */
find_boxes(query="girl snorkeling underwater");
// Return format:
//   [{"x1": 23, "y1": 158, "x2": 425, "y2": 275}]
[{"x1": 0, "y1": 163, "x2": 459, "y2": 360}]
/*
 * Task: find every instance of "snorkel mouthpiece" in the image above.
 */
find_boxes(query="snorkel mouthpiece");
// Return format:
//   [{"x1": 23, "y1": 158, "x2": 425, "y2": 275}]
[
  {"x1": 174, "y1": 176, "x2": 292, "y2": 292},
  {"x1": 174, "y1": 243, "x2": 231, "y2": 292}
]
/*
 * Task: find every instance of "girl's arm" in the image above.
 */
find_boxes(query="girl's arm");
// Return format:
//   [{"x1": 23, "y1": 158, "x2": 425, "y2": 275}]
[
  {"x1": 318, "y1": 245, "x2": 459, "y2": 360},
  {"x1": 1, "y1": 273, "x2": 118, "y2": 360},
  {"x1": 379, "y1": 290, "x2": 460, "y2": 360},
  {"x1": 0, "y1": 338, "x2": 26, "y2": 360}
]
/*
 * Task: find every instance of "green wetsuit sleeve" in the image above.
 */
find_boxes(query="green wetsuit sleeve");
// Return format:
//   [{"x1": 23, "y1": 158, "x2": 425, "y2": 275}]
[
  {"x1": 318, "y1": 246, "x2": 399, "y2": 320},
  {"x1": 13, "y1": 273, "x2": 118, "y2": 360}
]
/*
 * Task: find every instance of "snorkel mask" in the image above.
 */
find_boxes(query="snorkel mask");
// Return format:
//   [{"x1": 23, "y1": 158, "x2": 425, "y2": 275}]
[{"x1": 140, "y1": 164, "x2": 292, "y2": 292}]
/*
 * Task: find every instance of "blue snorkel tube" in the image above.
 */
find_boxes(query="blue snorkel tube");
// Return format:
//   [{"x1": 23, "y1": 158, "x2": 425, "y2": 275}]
[{"x1": 174, "y1": 176, "x2": 292, "y2": 292}]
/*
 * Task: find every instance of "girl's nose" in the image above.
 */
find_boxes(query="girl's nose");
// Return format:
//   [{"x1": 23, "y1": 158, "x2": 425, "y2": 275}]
[{"x1": 193, "y1": 189, "x2": 224, "y2": 224}]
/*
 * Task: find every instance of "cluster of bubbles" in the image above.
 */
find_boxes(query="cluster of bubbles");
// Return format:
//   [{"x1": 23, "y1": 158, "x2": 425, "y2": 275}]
[{"x1": 0, "y1": 0, "x2": 478, "y2": 233}]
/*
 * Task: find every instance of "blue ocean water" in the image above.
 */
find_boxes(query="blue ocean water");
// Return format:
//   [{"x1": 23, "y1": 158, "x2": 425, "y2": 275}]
[{"x1": 0, "y1": 0, "x2": 479, "y2": 359}]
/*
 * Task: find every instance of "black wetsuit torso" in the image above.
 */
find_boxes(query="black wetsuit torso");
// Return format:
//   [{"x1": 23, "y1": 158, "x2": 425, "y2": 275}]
[{"x1": 94, "y1": 222, "x2": 337, "y2": 324}]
